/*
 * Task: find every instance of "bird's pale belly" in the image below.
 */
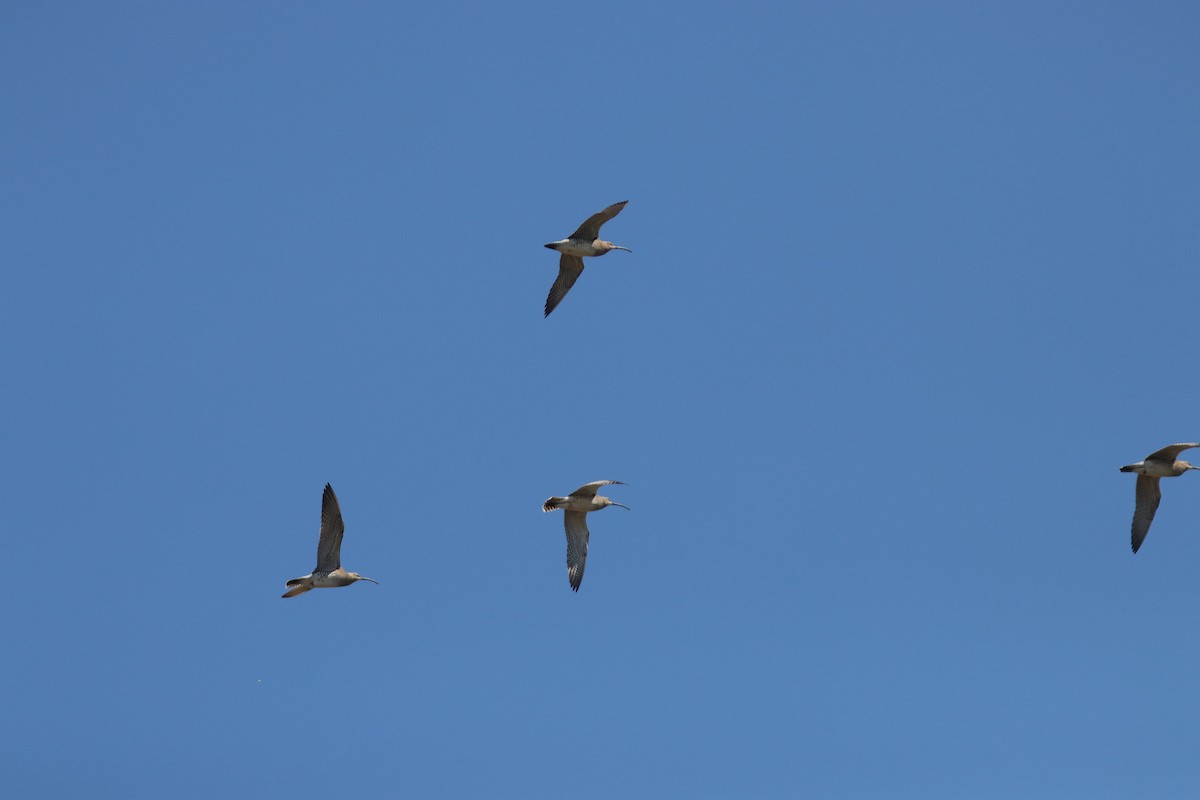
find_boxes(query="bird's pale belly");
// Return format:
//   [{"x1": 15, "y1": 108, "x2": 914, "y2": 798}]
[
  {"x1": 561, "y1": 499, "x2": 604, "y2": 512},
  {"x1": 313, "y1": 574, "x2": 356, "y2": 588},
  {"x1": 1143, "y1": 461, "x2": 1185, "y2": 478},
  {"x1": 551, "y1": 240, "x2": 605, "y2": 257}
]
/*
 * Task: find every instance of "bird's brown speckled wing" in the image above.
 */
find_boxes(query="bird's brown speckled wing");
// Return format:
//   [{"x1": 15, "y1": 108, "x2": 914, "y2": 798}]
[
  {"x1": 545, "y1": 254, "x2": 584, "y2": 317},
  {"x1": 570, "y1": 480, "x2": 625, "y2": 498},
  {"x1": 315, "y1": 483, "x2": 345, "y2": 572},
  {"x1": 1132, "y1": 475, "x2": 1162, "y2": 553},
  {"x1": 567, "y1": 201, "x2": 627, "y2": 242},
  {"x1": 564, "y1": 510, "x2": 590, "y2": 591},
  {"x1": 1146, "y1": 443, "x2": 1200, "y2": 462}
]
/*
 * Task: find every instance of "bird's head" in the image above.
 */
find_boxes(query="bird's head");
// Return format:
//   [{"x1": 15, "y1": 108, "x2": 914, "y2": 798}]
[
  {"x1": 600, "y1": 241, "x2": 631, "y2": 253},
  {"x1": 350, "y1": 573, "x2": 379, "y2": 585},
  {"x1": 603, "y1": 498, "x2": 630, "y2": 510}
]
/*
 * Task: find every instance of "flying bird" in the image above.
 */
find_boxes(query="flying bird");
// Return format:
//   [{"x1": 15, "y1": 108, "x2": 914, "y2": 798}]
[
  {"x1": 543, "y1": 480, "x2": 629, "y2": 591},
  {"x1": 543, "y1": 200, "x2": 631, "y2": 317},
  {"x1": 282, "y1": 483, "x2": 379, "y2": 597},
  {"x1": 1119, "y1": 443, "x2": 1200, "y2": 553}
]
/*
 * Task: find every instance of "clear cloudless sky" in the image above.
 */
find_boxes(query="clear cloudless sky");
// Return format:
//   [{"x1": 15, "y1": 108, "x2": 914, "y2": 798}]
[{"x1": 3, "y1": 2, "x2": 1199, "y2": 797}]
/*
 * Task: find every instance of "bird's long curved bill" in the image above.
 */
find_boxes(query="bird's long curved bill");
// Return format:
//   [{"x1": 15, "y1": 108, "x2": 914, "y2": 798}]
[
  {"x1": 611, "y1": 502, "x2": 631, "y2": 510},
  {"x1": 360, "y1": 577, "x2": 380, "y2": 585}
]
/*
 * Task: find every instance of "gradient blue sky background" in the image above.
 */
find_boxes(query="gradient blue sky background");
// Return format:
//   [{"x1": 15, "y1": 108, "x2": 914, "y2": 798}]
[{"x1": 4, "y1": 2, "x2": 1200, "y2": 797}]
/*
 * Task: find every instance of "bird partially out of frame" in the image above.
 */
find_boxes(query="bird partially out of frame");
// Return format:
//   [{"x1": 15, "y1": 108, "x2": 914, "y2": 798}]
[{"x1": 1120, "y1": 443, "x2": 1200, "y2": 553}]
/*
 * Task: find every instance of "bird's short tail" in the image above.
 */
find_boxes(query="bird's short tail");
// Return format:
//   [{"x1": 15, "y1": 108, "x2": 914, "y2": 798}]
[
  {"x1": 543, "y1": 496, "x2": 567, "y2": 512},
  {"x1": 281, "y1": 581, "x2": 312, "y2": 598}
]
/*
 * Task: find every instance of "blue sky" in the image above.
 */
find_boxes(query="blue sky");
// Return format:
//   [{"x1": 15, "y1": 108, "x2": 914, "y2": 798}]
[{"x1": 4, "y1": 2, "x2": 1200, "y2": 797}]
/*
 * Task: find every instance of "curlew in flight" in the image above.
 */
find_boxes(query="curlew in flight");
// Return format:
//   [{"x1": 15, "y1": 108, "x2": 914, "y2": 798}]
[
  {"x1": 282, "y1": 483, "x2": 379, "y2": 597},
  {"x1": 543, "y1": 200, "x2": 631, "y2": 317},
  {"x1": 1119, "y1": 443, "x2": 1200, "y2": 553},
  {"x1": 542, "y1": 480, "x2": 629, "y2": 591}
]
